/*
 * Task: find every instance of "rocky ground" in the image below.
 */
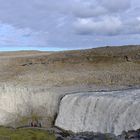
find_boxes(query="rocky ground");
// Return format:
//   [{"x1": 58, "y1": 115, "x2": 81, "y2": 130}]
[
  {"x1": 53, "y1": 127, "x2": 140, "y2": 140},
  {"x1": 49, "y1": 128, "x2": 140, "y2": 140}
]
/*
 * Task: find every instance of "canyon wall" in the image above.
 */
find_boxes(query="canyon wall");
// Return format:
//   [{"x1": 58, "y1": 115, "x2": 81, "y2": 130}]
[{"x1": 0, "y1": 84, "x2": 66, "y2": 127}]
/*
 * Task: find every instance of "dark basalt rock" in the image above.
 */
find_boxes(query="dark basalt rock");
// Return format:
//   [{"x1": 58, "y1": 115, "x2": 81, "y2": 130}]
[
  {"x1": 118, "y1": 130, "x2": 140, "y2": 140},
  {"x1": 54, "y1": 128, "x2": 140, "y2": 140}
]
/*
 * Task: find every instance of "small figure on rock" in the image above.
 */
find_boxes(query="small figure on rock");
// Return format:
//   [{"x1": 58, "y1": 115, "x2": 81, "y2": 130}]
[{"x1": 30, "y1": 120, "x2": 42, "y2": 127}]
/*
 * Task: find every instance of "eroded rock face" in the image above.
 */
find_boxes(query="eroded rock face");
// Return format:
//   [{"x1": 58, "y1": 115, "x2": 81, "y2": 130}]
[
  {"x1": 0, "y1": 84, "x2": 65, "y2": 127},
  {"x1": 55, "y1": 89, "x2": 140, "y2": 135}
]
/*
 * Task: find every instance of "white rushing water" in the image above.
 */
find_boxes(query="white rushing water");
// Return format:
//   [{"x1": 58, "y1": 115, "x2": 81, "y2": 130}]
[{"x1": 55, "y1": 89, "x2": 140, "y2": 135}]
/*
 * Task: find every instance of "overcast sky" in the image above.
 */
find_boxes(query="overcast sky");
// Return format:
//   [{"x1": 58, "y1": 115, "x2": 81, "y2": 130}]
[{"x1": 0, "y1": 0, "x2": 140, "y2": 51}]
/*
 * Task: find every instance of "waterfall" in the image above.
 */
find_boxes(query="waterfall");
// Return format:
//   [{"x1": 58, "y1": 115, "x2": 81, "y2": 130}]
[{"x1": 55, "y1": 89, "x2": 140, "y2": 135}]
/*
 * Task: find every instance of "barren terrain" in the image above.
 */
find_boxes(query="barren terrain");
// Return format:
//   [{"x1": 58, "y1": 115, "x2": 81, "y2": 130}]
[{"x1": 0, "y1": 45, "x2": 140, "y2": 87}]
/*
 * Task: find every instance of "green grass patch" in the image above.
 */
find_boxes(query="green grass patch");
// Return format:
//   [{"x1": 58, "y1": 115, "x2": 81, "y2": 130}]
[{"x1": 0, "y1": 127, "x2": 56, "y2": 140}]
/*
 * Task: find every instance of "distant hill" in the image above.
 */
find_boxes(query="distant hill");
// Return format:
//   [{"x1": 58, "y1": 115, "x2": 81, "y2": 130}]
[{"x1": 0, "y1": 45, "x2": 139, "y2": 87}]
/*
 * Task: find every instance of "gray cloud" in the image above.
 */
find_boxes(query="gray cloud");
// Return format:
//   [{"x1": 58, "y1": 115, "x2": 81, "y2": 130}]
[
  {"x1": 0, "y1": 23, "x2": 48, "y2": 46},
  {"x1": 0, "y1": 0, "x2": 132, "y2": 30},
  {"x1": 73, "y1": 0, "x2": 140, "y2": 36},
  {"x1": 74, "y1": 16, "x2": 122, "y2": 35},
  {"x1": 0, "y1": 0, "x2": 139, "y2": 49},
  {"x1": 74, "y1": 15, "x2": 140, "y2": 36},
  {"x1": 0, "y1": 0, "x2": 78, "y2": 31},
  {"x1": 99, "y1": 0, "x2": 131, "y2": 12},
  {"x1": 73, "y1": 0, "x2": 131, "y2": 18}
]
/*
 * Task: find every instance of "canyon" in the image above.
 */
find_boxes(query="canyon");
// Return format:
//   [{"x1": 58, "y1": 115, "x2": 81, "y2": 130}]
[{"x1": 0, "y1": 45, "x2": 140, "y2": 136}]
